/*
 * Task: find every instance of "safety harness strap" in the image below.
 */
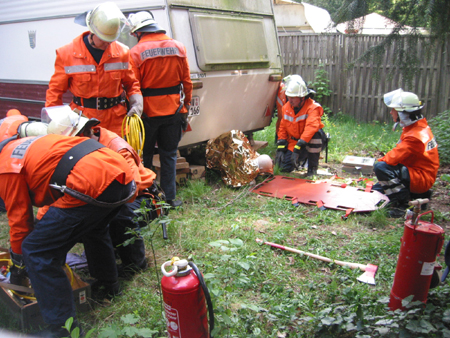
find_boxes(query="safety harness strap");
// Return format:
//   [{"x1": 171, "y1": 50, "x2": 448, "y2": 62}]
[
  {"x1": 51, "y1": 181, "x2": 136, "y2": 208},
  {"x1": 0, "y1": 135, "x2": 18, "y2": 154},
  {"x1": 51, "y1": 139, "x2": 104, "y2": 186}
]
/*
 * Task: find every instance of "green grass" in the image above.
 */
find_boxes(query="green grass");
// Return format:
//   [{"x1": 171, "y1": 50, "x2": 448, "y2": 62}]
[{"x1": 1, "y1": 115, "x2": 449, "y2": 337}]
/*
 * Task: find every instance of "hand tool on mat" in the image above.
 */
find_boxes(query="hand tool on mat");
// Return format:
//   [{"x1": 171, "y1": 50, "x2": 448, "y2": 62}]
[
  {"x1": 256, "y1": 238, "x2": 378, "y2": 285},
  {"x1": 0, "y1": 281, "x2": 35, "y2": 294}
]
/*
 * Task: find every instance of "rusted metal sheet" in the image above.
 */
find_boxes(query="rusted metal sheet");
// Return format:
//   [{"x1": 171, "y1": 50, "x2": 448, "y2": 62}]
[{"x1": 252, "y1": 175, "x2": 389, "y2": 213}]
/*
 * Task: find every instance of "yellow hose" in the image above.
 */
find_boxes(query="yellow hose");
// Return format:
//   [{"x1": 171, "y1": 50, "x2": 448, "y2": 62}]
[{"x1": 122, "y1": 114, "x2": 145, "y2": 157}]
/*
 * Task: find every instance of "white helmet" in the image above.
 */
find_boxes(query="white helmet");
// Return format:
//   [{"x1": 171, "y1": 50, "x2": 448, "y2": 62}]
[
  {"x1": 42, "y1": 106, "x2": 98, "y2": 136},
  {"x1": 257, "y1": 154, "x2": 273, "y2": 173},
  {"x1": 128, "y1": 11, "x2": 166, "y2": 34},
  {"x1": 284, "y1": 75, "x2": 314, "y2": 98},
  {"x1": 18, "y1": 122, "x2": 48, "y2": 138},
  {"x1": 384, "y1": 88, "x2": 423, "y2": 112},
  {"x1": 78, "y1": 2, "x2": 129, "y2": 42}
]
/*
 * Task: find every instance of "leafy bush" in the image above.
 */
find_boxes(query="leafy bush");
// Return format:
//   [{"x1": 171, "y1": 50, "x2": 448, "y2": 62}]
[
  {"x1": 310, "y1": 63, "x2": 333, "y2": 115},
  {"x1": 429, "y1": 110, "x2": 450, "y2": 165}
]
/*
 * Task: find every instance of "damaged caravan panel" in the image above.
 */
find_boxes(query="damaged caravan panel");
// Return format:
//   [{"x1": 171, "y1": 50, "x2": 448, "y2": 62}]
[{"x1": 0, "y1": 0, "x2": 282, "y2": 148}]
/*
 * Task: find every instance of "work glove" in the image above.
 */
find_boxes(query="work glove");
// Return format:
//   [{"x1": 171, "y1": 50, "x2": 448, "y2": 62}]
[
  {"x1": 9, "y1": 249, "x2": 28, "y2": 286},
  {"x1": 274, "y1": 139, "x2": 288, "y2": 167},
  {"x1": 127, "y1": 94, "x2": 143, "y2": 118},
  {"x1": 147, "y1": 182, "x2": 166, "y2": 202},
  {"x1": 292, "y1": 139, "x2": 307, "y2": 169}
]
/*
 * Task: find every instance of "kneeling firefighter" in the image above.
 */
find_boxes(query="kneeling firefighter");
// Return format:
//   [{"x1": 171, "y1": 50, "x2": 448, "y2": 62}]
[
  {"x1": 275, "y1": 75, "x2": 327, "y2": 176},
  {"x1": 0, "y1": 113, "x2": 136, "y2": 336},
  {"x1": 40, "y1": 106, "x2": 163, "y2": 277}
]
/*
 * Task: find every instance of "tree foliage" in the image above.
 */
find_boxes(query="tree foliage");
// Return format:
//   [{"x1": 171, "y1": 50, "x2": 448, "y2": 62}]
[
  {"x1": 301, "y1": 0, "x2": 450, "y2": 86},
  {"x1": 330, "y1": 0, "x2": 450, "y2": 86}
]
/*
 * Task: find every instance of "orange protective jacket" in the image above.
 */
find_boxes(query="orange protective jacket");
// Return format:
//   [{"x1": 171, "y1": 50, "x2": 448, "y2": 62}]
[
  {"x1": 0, "y1": 114, "x2": 28, "y2": 141},
  {"x1": 36, "y1": 127, "x2": 156, "y2": 220},
  {"x1": 278, "y1": 98, "x2": 324, "y2": 152},
  {"x1": 0, "y1": 134, "x2": 134, "y2": 253},
  {"x1": 45, "y1": 32, "x2": 141, "y2": 135},
  {"x1": 130, "y1": 33, "x2": 192, "y2": 117},
  {"x1": 379, "y1": 119, "x2": 439, "y2": 194},
  {"x1": 95, "y1": 127, "x2": 156, "y2": 193},
  {"x1": 275, "y1": 84, "x2": 287, "y2": 135}
]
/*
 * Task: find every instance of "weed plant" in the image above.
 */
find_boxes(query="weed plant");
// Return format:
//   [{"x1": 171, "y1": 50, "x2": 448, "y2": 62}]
[{"x1": 0, "y1": 116, "x2": 448, "y2": 337}]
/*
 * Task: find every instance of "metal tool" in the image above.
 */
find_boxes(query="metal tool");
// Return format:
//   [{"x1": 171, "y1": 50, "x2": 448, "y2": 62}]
[{"x1": 256, "y1": 238, "x2": 378, "y2": 285}]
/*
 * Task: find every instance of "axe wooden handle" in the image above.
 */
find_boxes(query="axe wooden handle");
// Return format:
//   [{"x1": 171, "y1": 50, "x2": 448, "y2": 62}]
[{"x1": 256, "y1": 239, "x2": 368, "y2": 271}]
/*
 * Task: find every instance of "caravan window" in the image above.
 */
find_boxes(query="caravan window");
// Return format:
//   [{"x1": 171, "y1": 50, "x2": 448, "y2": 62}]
[{"x1": 189, "y1": 12, "x2": 270, "y2": 71}]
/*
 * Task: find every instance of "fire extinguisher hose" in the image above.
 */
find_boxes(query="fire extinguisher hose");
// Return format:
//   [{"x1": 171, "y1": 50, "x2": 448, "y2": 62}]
[{"x1": 188, "y1": 262, "x2": 215, "y2": 337}]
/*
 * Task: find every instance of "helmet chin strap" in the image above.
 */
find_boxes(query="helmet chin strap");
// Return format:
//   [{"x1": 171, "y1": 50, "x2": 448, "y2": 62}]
[
  {"x1": 392, "y1": 121, "x2": 399, "y2": 132},
  {"x1": 392, "y1": 115, "x2": 399, "y2": 131}
]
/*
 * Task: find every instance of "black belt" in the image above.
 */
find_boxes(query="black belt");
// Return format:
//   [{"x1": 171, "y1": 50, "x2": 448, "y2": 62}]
[
  {"x1": 141, "y1": 84, "x2": 181, "y2": 97},
  {"x1": 51, "y1": 139, "x2": 104, "y2": 187},
  {"x1": 291, "y1": 136, "x2": 299, "y2": 141},
  {"x1": 73, "y1": 94, "x2": 122, "y2": 110}
]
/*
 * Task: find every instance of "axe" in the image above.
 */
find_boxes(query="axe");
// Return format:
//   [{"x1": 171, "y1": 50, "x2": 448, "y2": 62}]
[{"x1": 256, "y1": 239, "x2": 378, "y2": 285}]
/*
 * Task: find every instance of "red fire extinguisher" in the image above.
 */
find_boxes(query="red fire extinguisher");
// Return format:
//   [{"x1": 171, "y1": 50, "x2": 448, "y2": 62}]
[
  {"x1": 161, "y1": 257, "x2": 214, "y2": 338},
  {"x1": 389, "y1": 199, "x2": 445, "y2": 311}
]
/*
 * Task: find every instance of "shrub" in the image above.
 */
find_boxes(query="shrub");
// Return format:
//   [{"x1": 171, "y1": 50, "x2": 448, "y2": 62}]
[{"x1": 429, "y1": 110, "x2": 450, "y2": 165}]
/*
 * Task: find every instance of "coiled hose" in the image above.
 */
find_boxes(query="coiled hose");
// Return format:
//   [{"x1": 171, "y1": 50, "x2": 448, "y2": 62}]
[{"x1": 122, "y1": 115, "x2": 145, "y2": 157}]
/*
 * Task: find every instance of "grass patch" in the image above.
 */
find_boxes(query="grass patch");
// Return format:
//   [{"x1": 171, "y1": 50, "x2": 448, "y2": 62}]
[{"x1": 0, "y1": 115, "x2": 448, "y2": 337}]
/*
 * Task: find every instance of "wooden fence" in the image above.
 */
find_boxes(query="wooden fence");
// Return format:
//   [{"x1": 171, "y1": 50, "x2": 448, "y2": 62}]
[{"x1": 278, "y1": 33, "x2": 450, "y2": 123}]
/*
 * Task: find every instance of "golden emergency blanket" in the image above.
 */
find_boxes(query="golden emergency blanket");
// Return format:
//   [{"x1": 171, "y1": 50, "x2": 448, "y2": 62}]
[{"x1": 206, "y1": 130, "x2": 260, "y2": 187}]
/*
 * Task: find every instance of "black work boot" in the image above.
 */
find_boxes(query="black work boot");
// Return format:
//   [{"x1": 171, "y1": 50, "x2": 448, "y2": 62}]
[
  {"x1": 34, "y1": 321, "x2": 77, "y2": 338},
  {"x1": 90, "y1": 280, "x2": 121, "y2": 301},
  {"x1": 167, "y1": 199, "x2": 182, "y2": 208},
  {"x1": 307, "y1": 166, "x2": 318, "y2": 177}
]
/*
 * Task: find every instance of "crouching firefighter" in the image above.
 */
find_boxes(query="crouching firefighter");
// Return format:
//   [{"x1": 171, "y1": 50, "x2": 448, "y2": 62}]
[
  {"x1": 39, "y1": 106, "x2": 163, "y2": 276},
  {"x1": 373, "y1": 89, "x2": 439, "y2": 217},
  {"x1": 0, "y1": 121, "x2": 136, "y2": 337},
  {"x1": 274, "y1": 75, "x2": 326, "y2": 176}
]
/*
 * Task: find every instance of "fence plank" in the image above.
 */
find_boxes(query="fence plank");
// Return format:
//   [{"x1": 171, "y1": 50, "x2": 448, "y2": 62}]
[{"x1": 279, "y1": 33, "x2": 450, "y2": 122}]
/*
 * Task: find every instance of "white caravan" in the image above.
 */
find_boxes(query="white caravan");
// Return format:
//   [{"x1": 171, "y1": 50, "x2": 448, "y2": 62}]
[{"x1": 0, "y1": 0, "x2": 282, "y2": 148}]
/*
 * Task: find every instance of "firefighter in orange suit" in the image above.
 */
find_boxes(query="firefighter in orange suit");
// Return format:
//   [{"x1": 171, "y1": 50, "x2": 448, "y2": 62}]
[
  {"x1": 373, "y1": 89, "x2": 439, "y2": 217},
  {"x1": 40, "y1": 106, "x2": 161, "y2": 275},
  {"x1": 0, "y1": 109, "x2": 48, "y2": 213},
  {"x1": 128, "y1": 11, "x2": 193, "y2": 208},
  {"x1": 0, "y1": 128, "x2": 136, "y2": 336},
  {"x1": 275, "y1": 75, "x2": 326, "y2": 175},
  {"x1": 45, "y1": 2, "x2": 143, "y2": 136}
]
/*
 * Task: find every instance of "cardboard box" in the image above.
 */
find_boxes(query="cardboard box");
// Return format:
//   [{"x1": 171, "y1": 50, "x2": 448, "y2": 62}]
[
  {"x1": 342, "y1": 156, "x2": 375, "y2": 175},
  {"x1": 153, "y1": 157, "x2": 190, "y2": 171},
  {"x1": 189, "y1": 165, "x2": 206, "y2": 180},
  {"x1": 0, "y1": 251, "x2": 91, "y2": 331},
  {"x1": 154, "y1": 168, "x2": 190, "y2": 186},
  {"x1": 175, "y1": 173, "x2": 189, "y2": 186}
]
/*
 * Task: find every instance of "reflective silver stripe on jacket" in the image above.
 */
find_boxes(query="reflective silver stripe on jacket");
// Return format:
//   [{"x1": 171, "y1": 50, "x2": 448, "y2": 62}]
[
  {"x1": 283, "y1": 114, "x2": 308, "y2": 122},
  {"x1": 104, "y1": 62, "x2": 129, "y2": 71},
  {"x1": 140, "y1": 47, "x2": 181, "y2": 61},
  {"x1": 378, "y1": 178, "x2": 401, "y2": 186},
  {"x1": 277, "y1": 96, "x2": 284, "y2": 106},
  {"x1": 294, "y1": 115, "x2": 308, "y2": 122},
  {"x1": 65, "y1": 65, "x2": 96, "y2": 74}
]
